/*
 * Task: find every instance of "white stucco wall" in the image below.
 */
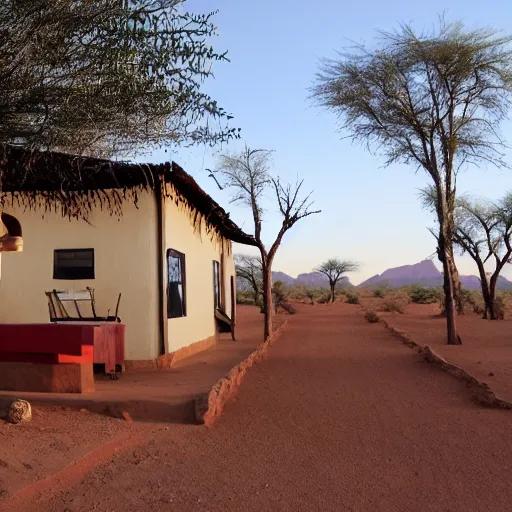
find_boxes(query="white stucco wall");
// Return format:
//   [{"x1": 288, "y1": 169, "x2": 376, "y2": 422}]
[
  {"x1": 163, "y1": 196, "x2": 235, "y2": 353},
  {"x1": 0, "y1": 193, "x2": 160, "y2": 360}
]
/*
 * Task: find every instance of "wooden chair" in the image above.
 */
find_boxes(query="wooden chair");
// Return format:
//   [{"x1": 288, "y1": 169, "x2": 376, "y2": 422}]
[{"x1": 46, "y1": 288, "x2": 122, "y2": 323}]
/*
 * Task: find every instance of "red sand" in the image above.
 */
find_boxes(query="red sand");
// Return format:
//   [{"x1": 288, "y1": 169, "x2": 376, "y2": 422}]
[
  {"x1": 14, "y1": 302, "x2": 512, "y2": 512},
  {"x1": 377, "y1": 302, "x2": 512, "y2": 403},
  {"x1": 0, "y1": 306, "x2": 268, "y2": 504}
]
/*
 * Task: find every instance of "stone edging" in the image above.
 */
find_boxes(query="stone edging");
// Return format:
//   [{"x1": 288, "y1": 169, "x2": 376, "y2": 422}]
[
  {"x1": 195, "y1": 320, "x2": 289, "y2": 426},
  {"x1": 377, "y1": 315, "x2": 512, "y2": 410}
]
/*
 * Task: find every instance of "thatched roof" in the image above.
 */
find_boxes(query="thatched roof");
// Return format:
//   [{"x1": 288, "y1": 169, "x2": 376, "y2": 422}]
[{"x1": 0, "y1": 145, "x2": 257, "y2": 246}]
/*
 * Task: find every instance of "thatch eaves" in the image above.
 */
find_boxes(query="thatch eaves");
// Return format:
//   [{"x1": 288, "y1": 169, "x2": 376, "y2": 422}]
[{"x1": 0, "y1": 144, "x2": 257, "y2": 247}]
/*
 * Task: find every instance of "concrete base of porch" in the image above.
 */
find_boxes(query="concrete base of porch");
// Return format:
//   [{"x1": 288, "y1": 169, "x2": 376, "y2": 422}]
[{"x1": 0, "y1": 306, "x2": 270, "y2": 423}]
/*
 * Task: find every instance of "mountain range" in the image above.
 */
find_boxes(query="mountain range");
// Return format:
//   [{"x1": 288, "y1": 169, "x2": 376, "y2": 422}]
[
  {"x1": 238, "y1": 271, "x2": 353, "y2": 291},
  {"x1": 238, "y1": 260, "x2": 512, "y2": 291},
  {"x1": 358, "y1": 260, "x2": 512, "y2": 290}
]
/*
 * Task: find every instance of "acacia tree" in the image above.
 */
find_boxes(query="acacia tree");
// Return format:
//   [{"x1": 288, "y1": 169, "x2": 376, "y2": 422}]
[
  {"x1": 0, "y1": 0, "x2": 237, "y2": 156},
  {"x1": 313, "y1": 21, "x2": 512, "y2": 344},
  {"x1": 456, "y1": 196, "x2": 512, "y2": 319},
  {"x1": 423, "y1": 188, "x2": 512, "y2": 319},
  {"x1": 216, "y1": 146, "x2": 320, "y2": 340},
  {"x1": 316, "y1": 259, "x2": 360, "y2": 302},
  {"x1": 235, "y1": 254, "x2": 263, "y2": 304}
]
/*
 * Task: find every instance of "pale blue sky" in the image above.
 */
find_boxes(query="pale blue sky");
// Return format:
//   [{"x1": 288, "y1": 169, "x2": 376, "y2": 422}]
[{"x1": 152, "y1": 0, "x2": 512, "y2": 284}]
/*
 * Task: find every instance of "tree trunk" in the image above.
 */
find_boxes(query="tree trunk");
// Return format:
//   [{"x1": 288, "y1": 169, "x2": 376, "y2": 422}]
[
  {"x1": 475, "y1": 261, "x2": 492, "y2": 319},
  {"x1": 489, "y1": 273, "x2": 499, "y2": 320},
  {"x1": 262, "y1": 261, "x2": 273, "y2": 341},
  {"x1": 438, "y1": 226, "x2": 462, "y2": 345},
  {"x1": 448, "y1": 250, "x2": 464, "y2": 315},
  {"x1": 437, "y1": 238, "x2": 464, "y2": 314},
  {"x1": 330, "y1": 282, "x2": 335, "y2": 303},
  {"x1": 252, "y1": 287, "x2": 259, "y2": 305}
]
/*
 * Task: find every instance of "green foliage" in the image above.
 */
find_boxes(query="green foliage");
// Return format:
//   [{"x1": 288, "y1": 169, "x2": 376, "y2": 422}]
[
  {"x1": 317, "y1": 292, "x2": 332, "y2": 304},
  {"x1": 408, "y1": 286, "x2": 441, "y2": 304},
  {"x1": 0, "y1": 0, "x2": 237, "y2": 155},
  {"x1": 345, "y1": 291, "x2": 360, "y2": 304},
  {"x1": 236, "y1": 290, "x2": 256, "y2": 305},
  {"x1": 364, "y1": 310, "x2": 380, "y2": 323},
  {"x1": 372, "y1": 285, "x2": 388, "y2": 298}
]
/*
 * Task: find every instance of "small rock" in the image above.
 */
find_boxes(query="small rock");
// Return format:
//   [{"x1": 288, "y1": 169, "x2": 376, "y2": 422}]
[
  {"x1": 79, "y1": 408, "x2": 88, "y2": 413},
  {"x1": 489, "y1": 372, "x2": 495, "y2": 377},
  {"x1": 7, "y1": 399, "x2": 32, "y2": 424},
  {"x1": 121, "y1": 412, "x2": 133, "y2": 423}
]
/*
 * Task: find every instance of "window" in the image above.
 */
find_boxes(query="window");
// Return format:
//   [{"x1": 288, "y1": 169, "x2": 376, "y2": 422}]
[
  {"x1": 213, "y1": 261, "x2": 221, "y2": 310},
  {"x1": 167, "y1": 249, "x2": 186, "y2": 318},
  {"x1": 54, "y1": 249, "x2": 95, "y2": 280}
]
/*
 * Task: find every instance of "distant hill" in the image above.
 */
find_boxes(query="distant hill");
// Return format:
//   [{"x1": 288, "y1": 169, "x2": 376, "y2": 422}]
[
  {"x1": 237, "y1": 270, "x2": 354, "y2": 290},
  {"x1": 358, "y1": 260, "x2": 512, "y2": 290},
  {"x1": 294, "y1": 272, "x2": 353, "y2": 289},
  {"x1": 272, "y1": 271, "x2": 296, "y2": 287}
]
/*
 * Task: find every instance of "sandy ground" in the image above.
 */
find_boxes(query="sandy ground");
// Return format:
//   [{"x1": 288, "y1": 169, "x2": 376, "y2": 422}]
[
  {"x1": 372, "y1": 301, "x2": 512, "y2": 403},
  {"x1": 0, "y1": 306, "x2": 269, "y2": 505},
  {"x1": 0, "y1": 407, "x2": 141, "y2": 501},
  {"x1": 12, "y1": 302, "x2": 511, "y2": 512}
]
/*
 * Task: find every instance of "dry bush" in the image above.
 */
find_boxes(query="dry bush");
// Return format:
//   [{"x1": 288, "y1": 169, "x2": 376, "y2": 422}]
[
  {"x1": 364, "y1": 310, "x2": 380, "y2": 323},
  {"x1": 237, "y1": 290, "x2": 256, "y2": 305},
  {"x1": 316, "y1": 291, "x2": 332, "y2": 304},
  {"x1": 382, "y1": 291, "x2": 409, "y2": 314},
  {"x1": 383, "y1": 298, "x2": 405, "y2": 314},
  {"x1": 439, "y1": 289, "x2": 481, "y2": 316},
  {"x1": 473, "y1": 302, "x2": 486, "y2": 316},
  {"x1": 495, "y1": 296, "x2": 505, "y2": 319},
  {"x1": 372, "y1": 285, "x2": 389, "y2": 298},
  {"x1": 345, "y1": 291, "x2": 360, "y2": 304}
]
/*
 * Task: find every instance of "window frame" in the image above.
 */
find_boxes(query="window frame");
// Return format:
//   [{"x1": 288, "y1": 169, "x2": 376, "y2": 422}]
[
  {"x1": 167, "y1": 249, "x2": 187, "y2": 319},
  {"x1": 53, "y1": 248, "x2": 95, "y2": 280},
  {"x1": 213, "y1": 260, "x2": 221, "y2": 310}
]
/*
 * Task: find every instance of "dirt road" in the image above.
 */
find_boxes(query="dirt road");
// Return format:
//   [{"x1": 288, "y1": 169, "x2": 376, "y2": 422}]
[{"x1": 21, "y1": 304, "x2": 512, "y2": 511}]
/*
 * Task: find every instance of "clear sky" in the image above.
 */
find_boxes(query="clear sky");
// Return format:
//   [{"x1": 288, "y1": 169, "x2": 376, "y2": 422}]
[{"x1": 152, "y1": 0, "x2": 512, "y2": 285}]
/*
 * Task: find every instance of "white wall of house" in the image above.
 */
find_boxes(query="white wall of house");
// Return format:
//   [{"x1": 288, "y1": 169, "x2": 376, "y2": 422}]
[
  {"x1": 163, "y1": 194, "x2": 236, "y2": 354},
  {"x1": 0, "y1": 192, "x2": 161, "y2": 361}
]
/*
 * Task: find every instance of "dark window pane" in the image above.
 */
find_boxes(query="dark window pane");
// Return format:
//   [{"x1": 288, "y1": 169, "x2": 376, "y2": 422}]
[
  {"x1": 167, "y1": 249, "x2": 186, "y2": 318},
  {"x1": 54, "y1": 249, "x2": 94, "y2": 280},
  {"x1": 213, "y1": 261, "x2": 220, "y2": 310}
]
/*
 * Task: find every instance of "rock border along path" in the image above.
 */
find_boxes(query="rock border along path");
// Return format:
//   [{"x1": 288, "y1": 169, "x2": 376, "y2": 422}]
[
  {"x1": 195, "y1": 320, "x2": 288, "y2": 426},
  {"x1": 367, "y1": 307, "x2": 512, "y2": 410}
]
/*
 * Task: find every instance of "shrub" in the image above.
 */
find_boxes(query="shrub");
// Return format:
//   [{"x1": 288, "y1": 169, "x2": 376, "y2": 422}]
[
  {"x1": 439, "y1": 289, "x2": 480, "y2": 315},
  {"x1": 383, "y1": 297, "x2": 406, "y2": 314},
  {"x1": 317, "y1": 292, "x2": 332, "y2": 304},
  {"x1": 494, "y1": 296, "x2": 505, "y2": 319},
  {"x1": 473, "y1": 302, "x2": 486, "y2": 316},
  {"x1": 372, "y1": 284, "x2": 389, "y2": 298},
  {"x1": 364, "y1": 310, "x2": 380, "y2": 323},
  {"x1": 408, "y1": 285, "x2": 441, "y2": 304},
  {"x1": 345, "y1": 292, "x2": 360, "y2": 304},
  {"x1": 236, "y1": 290, "x2": 256, "y2": 305}
]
